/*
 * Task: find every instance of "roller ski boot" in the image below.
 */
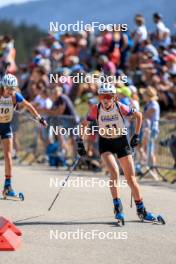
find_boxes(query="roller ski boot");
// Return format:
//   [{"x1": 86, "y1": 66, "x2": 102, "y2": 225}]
[
  {"x1": 135, "y1": 200, "x2": 165, "y2": 225},
  {"x1": 113, "y1": 198, "x2": 125, "y2": 226},
  {"x1": 2, "y1": 179, "x2": 24, "y2": 201}
]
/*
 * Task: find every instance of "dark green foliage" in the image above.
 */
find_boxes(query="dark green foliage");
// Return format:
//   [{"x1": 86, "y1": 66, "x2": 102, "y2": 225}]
[{"x1": 0, "y1": 20, "x2": 47, "y2": 63}]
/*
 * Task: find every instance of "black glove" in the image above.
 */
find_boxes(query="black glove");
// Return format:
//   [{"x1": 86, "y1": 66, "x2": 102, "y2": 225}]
[
  {"x1": 39, "y1": 116, "x2": 48, "y2": 127},
  {"x1": 76, "y1": 138, "x2": 86, "y2": 156},
  {"x1": 130, "y1": 134, "x2": 140, "y2": 148}
]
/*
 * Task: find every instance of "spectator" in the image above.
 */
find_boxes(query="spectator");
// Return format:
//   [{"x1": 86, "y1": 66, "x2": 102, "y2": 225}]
[
  {"x1": 2, "y1": 12, "x2": 176, "y2": 171},
  {"x1": 132, "y1": 14, "x2": 148, "y2": 52},
  {"x1": 141, "y1": 86, "x2": 160, "y2": 179},
  {"x1": 98, "y1": 55, "x2": 116, "y2": 75},
  {"x1": 153, "y1": 13, "x2": 171, "y2": 48},
  {"x1": 39, "y1": 86, "x2": 79, "y2": 158}
]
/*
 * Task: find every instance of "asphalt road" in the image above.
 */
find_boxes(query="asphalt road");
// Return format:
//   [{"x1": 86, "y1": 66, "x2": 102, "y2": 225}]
[{"x1": 0, "y1": 164, "x2": 176, "y2": 264}]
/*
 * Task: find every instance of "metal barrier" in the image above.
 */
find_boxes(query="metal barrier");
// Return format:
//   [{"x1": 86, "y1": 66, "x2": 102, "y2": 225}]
[
  {"x1": 155, "y1": 120, "x2": 176, "y2": 169},
  {"x1": 0, "y1": 112, "x2": 175, "y2": 181},
  {"x1": 14, "y1": 113, "x2": 80, "y2": 166},
  {"x1": 136, "y1": 119, "x2": 176, "y2": 182},
  {"x1": 12, "y1": 112, "x2": 40, "y2": 164}
]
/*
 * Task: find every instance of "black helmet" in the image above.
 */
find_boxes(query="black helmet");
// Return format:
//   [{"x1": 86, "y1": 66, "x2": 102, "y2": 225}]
[{"x1": 153, "y1": 13, "x2": 163, "y2": 20}]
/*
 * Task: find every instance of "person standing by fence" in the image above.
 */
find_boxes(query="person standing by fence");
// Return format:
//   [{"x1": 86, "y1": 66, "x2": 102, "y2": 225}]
[{"x1": 141, "y1": 86, "x2": 160, "y2": 179}]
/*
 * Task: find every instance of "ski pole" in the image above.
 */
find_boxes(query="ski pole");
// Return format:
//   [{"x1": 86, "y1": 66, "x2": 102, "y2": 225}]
[
  {"x1": 15, "y1": 155, "x2": 81, "y2": 223},
  {"x1": 130, "y1": 148, "x2": 136, "y2": 208},
  {"x1": 47, "y1": 155, "x2": 81, "y2": 211},
  {"x1": 14, "y1": 109, "x2": 39, "y2": 124},
  {"x1": 130, "y1": 192, "x2": 133, "y2": 208}
]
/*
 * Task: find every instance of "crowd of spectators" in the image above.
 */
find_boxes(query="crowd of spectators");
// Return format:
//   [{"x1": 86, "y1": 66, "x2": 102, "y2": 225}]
[{"x1": 0, "y1": 12, "x2": 176, "y2": 170}]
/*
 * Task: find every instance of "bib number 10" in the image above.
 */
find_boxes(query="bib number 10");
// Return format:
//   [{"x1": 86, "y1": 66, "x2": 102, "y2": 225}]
[{"x1": 0, "y1": 108, "x2": 10, "y2": 114}]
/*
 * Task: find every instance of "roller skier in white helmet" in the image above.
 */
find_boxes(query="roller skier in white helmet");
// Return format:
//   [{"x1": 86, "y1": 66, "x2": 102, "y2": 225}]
[
  {"x1": 0, "y1": 73, "x2": 47, "y2": 200},
  {"x1": 76, "y1": 83, "x2": 165, "y2": 225}
]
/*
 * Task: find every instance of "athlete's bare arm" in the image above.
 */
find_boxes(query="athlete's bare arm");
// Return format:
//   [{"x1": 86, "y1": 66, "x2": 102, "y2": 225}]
[
  {"x1": 133, "y1": 111, "x2": 143, "y2": 135},
  {"x1": 20, "y1": 99, "x2": 41, "y2": 118}
]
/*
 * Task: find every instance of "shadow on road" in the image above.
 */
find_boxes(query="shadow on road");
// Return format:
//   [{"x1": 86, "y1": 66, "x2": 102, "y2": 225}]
[
  {"x1": 14, "y1": 219, "x2": 150, "y2": 227},
  {"x1": 15, "y1": 221, "x2": 120, "y2": 227},
  {"x1": 139, "y1": 180, "x2": 176, "y2": 191}
]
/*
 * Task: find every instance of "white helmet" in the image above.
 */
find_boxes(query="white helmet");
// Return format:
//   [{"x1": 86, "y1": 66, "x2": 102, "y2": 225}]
[
  {"x1": 1, "y1": 74, "x2": 18, "y2": 89},
  {"x1": 98, "y1": 83, "x2": 116, "y2": 94}
]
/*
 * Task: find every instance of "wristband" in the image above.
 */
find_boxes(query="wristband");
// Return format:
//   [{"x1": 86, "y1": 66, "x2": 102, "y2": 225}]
[{"x1": 36, "y1": 115, "x2": 41, "y2": 121}]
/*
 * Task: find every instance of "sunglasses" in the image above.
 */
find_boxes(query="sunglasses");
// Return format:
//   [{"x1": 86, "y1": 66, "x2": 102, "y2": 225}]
[{"x1": 98, "y1": 94, "x2": 114, "y2": 100}]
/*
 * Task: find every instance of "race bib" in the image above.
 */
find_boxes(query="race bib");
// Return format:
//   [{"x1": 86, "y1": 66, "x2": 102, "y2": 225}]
[{"x1": 0, "y1": 97, "x2": 14, "y2": 123}]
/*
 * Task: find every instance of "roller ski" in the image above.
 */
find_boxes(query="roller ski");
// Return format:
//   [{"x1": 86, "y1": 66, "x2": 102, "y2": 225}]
[
  {"x1": 2, "y1": 179, "x2": 24, "y2": 201},
  {"x1": 135, "y1": 201, "x2": 165, "y2": 225},
  {"x1": 113, "y1": 198, "x2": 125, "y2": 226}
]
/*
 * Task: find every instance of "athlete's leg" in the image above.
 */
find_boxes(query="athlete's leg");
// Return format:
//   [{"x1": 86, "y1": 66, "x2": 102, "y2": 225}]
[
  {"x1": 118, "y1": 154, "x2": 142, "y2": 201},
  {"x1": 101, "y1": 152, "x2": 120, "y2": 199},
  {"x1": 2, "y1": 137, "x2": 13, "y2": 177},
  {"x1": 119, "y1": 154, "x2": 162, "y2": 222},
  {"x1": 101, "y1": 151, "x2": 124, "y2": 222},
  {"x1": 1, "y1": 137, "x2": 17, "y2": 196}
]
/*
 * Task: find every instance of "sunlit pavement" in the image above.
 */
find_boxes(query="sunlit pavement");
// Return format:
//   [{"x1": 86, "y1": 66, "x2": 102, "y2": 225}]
[{"x1": 0, "y1": 165, "x2": 175, "y2": 264}]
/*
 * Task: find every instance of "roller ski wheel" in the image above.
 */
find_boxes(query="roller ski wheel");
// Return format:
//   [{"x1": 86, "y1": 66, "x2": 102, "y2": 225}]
[
  {"x1": 2, "y1": 187, "x2": 24, "y2": 201},
  {"x1": 115, "y1": 212, "x2": 125, "y2": 226},
  {"x1": 156, "y1": 215, "x2": 166, "y2": 225},
  {"x1": 18, "y1": 192, "x2": 25, "y2": 201}
]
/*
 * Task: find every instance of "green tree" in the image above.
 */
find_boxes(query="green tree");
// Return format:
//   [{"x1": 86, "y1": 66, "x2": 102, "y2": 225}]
[{"x1": 0, "y1": 20, "x2": 47, "y2": 64}]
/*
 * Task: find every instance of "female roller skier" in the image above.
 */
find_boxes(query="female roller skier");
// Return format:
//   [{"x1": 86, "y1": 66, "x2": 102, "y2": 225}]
[
  {"x1": 77, "y1": 83, "x2": 165, "y2": 224},
  {"x1": 0, "y1": 73, "x2": 47, "y2": 199}
]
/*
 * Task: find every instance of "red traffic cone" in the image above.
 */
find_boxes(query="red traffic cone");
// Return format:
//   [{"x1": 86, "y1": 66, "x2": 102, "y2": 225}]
[
  {"x1": 0, "y1": 229, "x2": 21, "y2": 251},
  {"x1": 0, "y1": 216, "x2": 22, "y2": 236}
]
